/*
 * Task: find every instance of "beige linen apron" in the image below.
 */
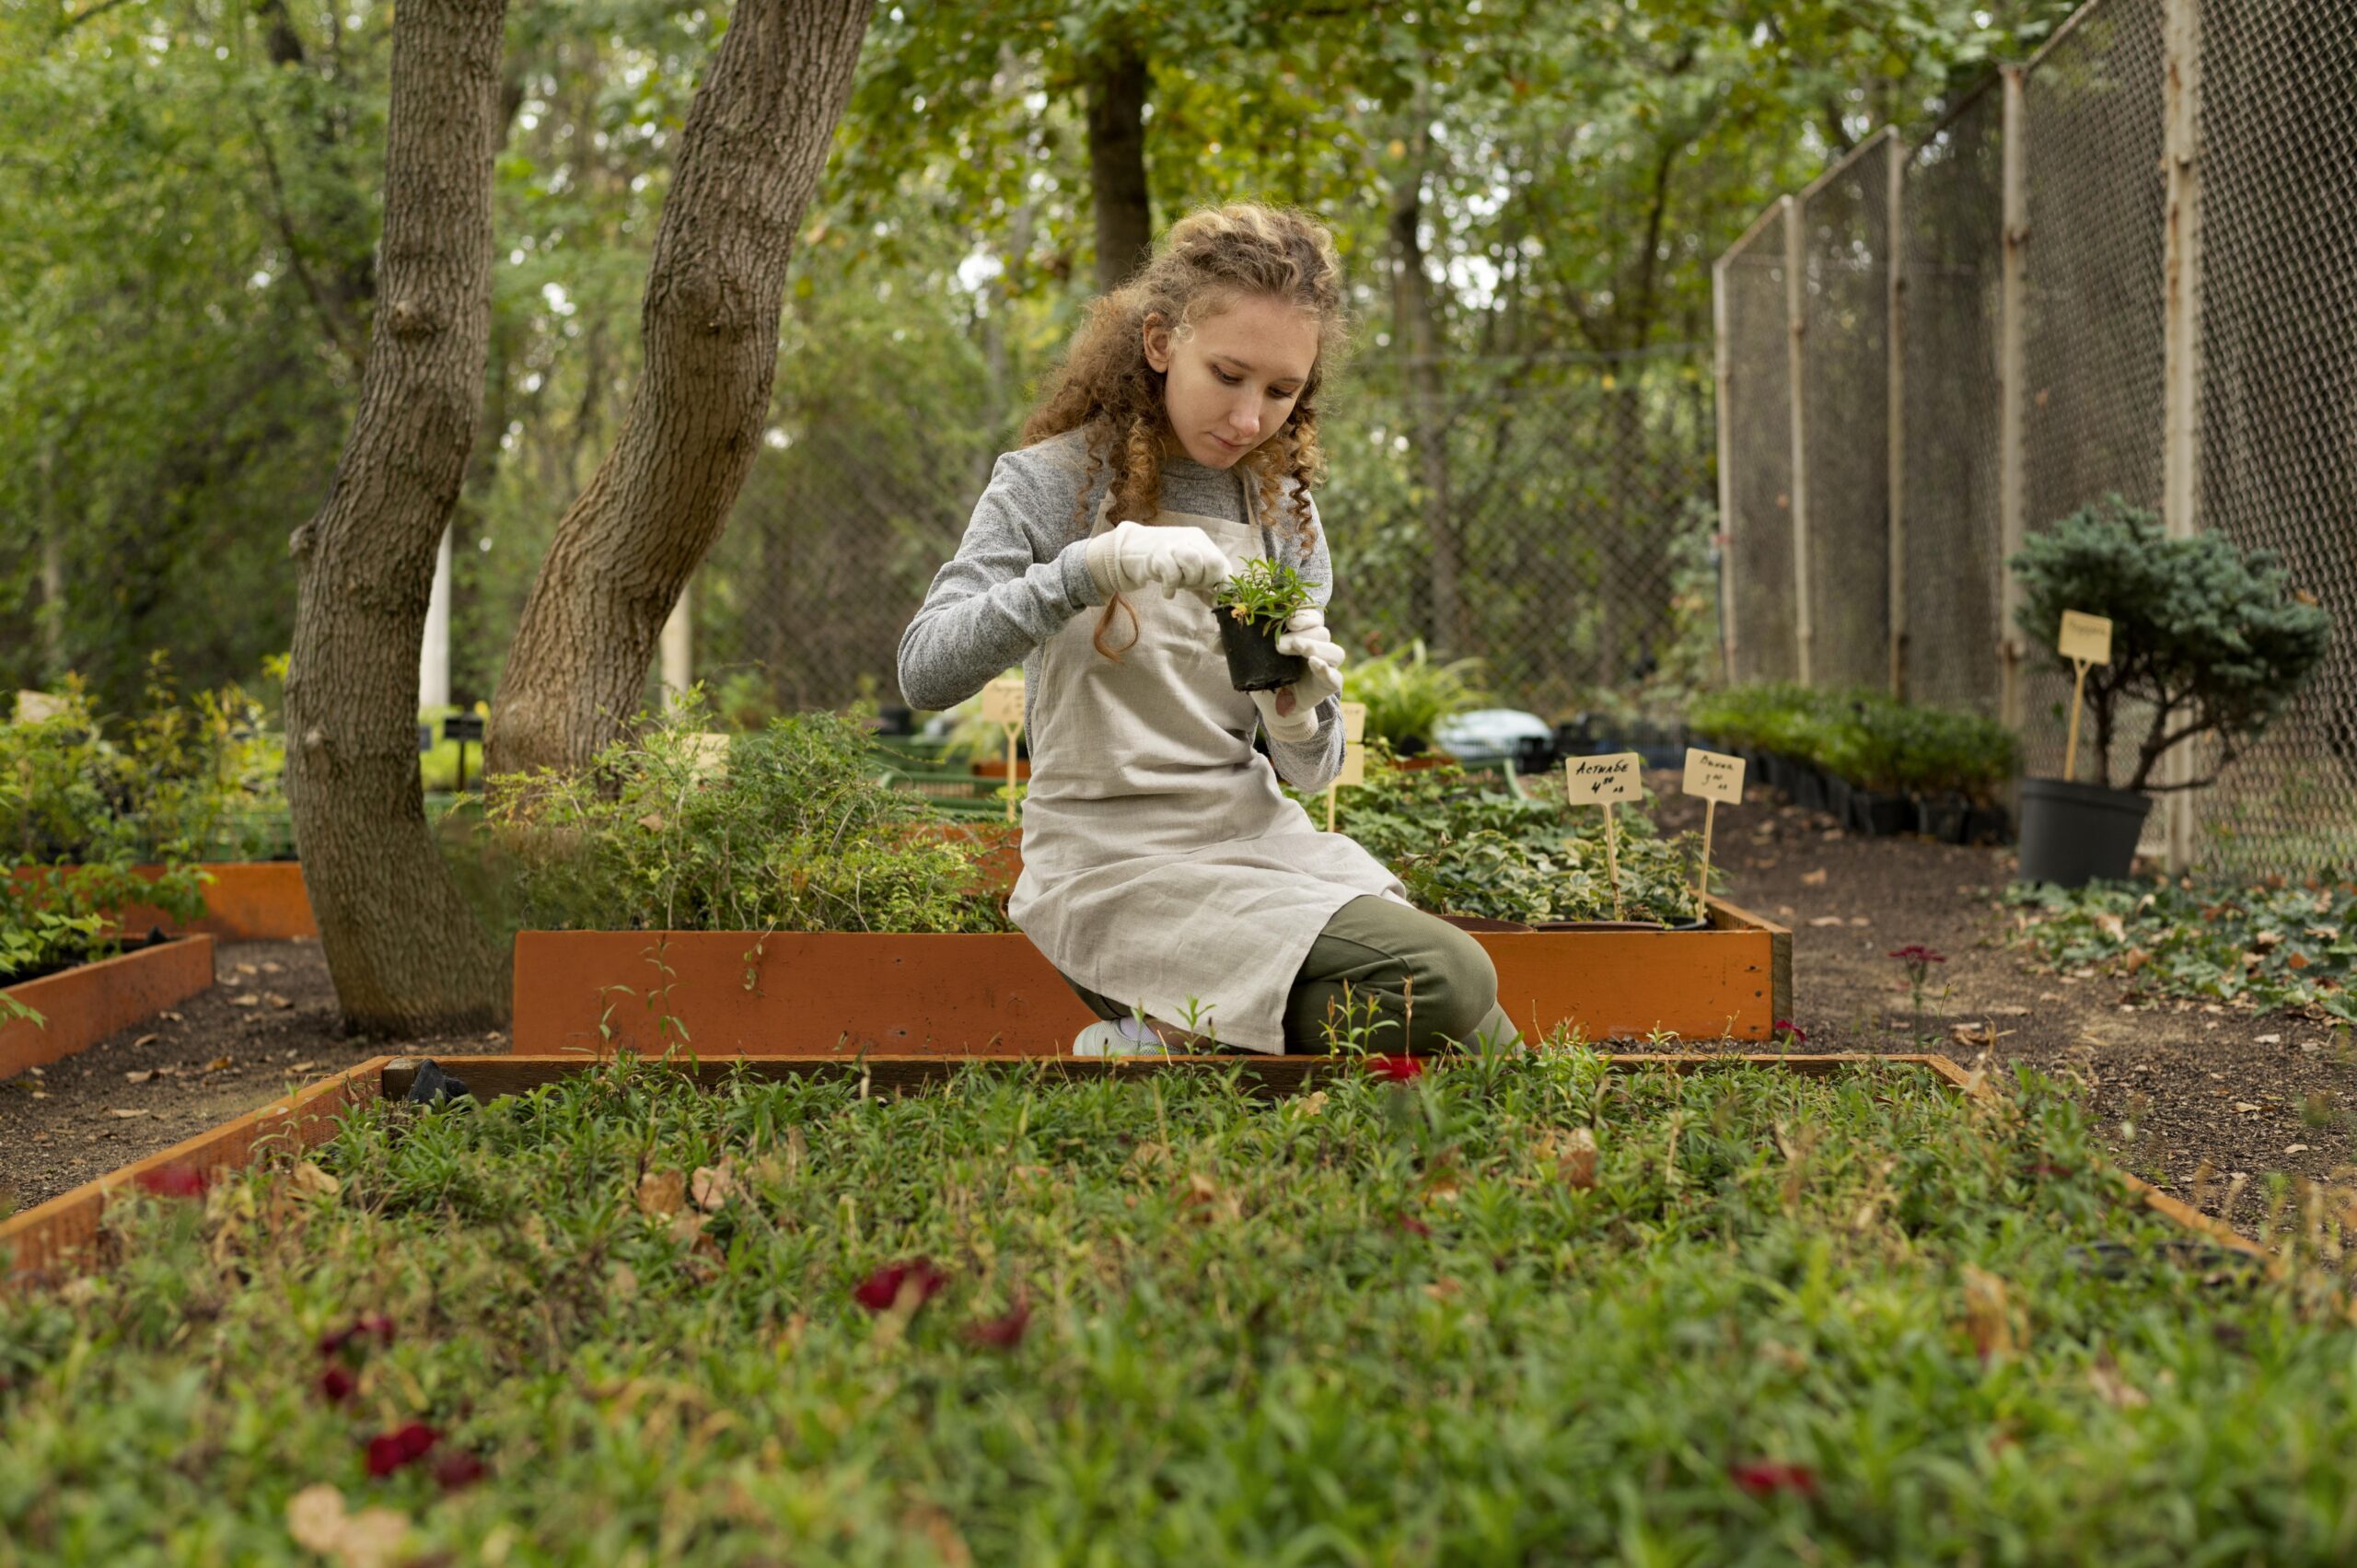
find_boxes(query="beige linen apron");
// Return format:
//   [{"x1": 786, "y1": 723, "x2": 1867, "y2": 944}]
[{"x1": 1007, "y1": 480, "x2": 1407, "y2": 1054}]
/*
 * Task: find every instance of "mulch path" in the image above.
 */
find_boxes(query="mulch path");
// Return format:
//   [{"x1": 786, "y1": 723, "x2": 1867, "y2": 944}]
[
  {"x1": 0, "y1": 938, "x2": 505, "y2": 1217},
  {"x1": 1650, "y1": 773, "x2": 2355, "y2": 1221},
  {"x1": 5, "y1": 790, "x2": 2350, "y2": 1228}
]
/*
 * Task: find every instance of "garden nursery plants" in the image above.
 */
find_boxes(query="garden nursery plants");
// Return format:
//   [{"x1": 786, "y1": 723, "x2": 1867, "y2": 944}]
[
  {"x1": 1210, "y1": 557, "x2": 1311, "y2": 692},
  {"x1": 5, "y1": 1049, "x2": 2354, "y2": 1561}
]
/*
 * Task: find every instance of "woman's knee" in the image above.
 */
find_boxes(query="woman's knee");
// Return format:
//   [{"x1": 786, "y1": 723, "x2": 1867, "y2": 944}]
[{"x1": 1408, "y1": 922, "x2": 1499, "y2": 1047}]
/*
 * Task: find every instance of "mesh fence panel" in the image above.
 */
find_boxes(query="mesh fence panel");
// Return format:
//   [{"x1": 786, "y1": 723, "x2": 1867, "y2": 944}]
[
  {"x1": 2191, "y1": 0, "x2": 2357, "y2": 873},
  {"x1": 2016, "y1": 0, "x2": 2169, "y2": 785},
  {"x1": 1799, "y1": 135, "x2": 1893, "y2": 691},
  {"x1": 1721, "y1": 208, "x2": 1797, "y2": 682},
  {"x1": 1900, "y1": 87, "x2": 2006, "y2": 716}
]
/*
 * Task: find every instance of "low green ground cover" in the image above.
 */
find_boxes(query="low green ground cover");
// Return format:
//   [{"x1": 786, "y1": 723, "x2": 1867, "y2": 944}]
[
  {"x1": 6, "y1": 1052, "x2": 2353, "y2": 1562},
  {"x1": 2008, "y1": 875, "x2": 2357, "y2": 1026}
]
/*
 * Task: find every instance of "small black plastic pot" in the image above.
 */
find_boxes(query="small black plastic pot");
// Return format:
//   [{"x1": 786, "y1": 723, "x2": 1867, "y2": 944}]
[
  {"x1": 1824, "y1": 774, "x2": 1854, "y2": 827},
  {"x1": 1216, "y1": 610, "x2": 1306, "y2": 692},
  {"x1": 1849, "y1": 789, "x2": 1915, "y2": 837},
  {"x1": 1966, "y1": 802, "x2": 2013, "y2": 845},
  {"x1": 1761, "y1": 752, "x2": 1795, "y2": 796},
  {"x1": 1789, "y1": 764, "x2": 1829, "y2": 815},
  {"x1": 2016, "y1": 776, "x2": 2153, "y2": 887}
]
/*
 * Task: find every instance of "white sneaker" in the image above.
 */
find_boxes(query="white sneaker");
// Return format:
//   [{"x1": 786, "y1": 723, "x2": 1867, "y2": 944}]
[{"x1": 1071, "y1": 1016, "x2": 1167, "y2": 1057}]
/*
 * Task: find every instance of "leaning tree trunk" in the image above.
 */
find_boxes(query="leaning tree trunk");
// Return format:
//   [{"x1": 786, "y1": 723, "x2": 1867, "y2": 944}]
[
  {"x1": 1085, "y1": 34, "x2": 1152, "y2": 294},
  {"x1": 488, "y1": 0, "x2": 875, "y2": 778},
  {"x1": 282, "y1": 0, "x2": 510, "y2": 1034}
]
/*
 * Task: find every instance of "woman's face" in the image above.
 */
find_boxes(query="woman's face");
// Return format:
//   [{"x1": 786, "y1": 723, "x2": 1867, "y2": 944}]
[{"x1": 1143, "y1": 295, "x2": 1319, "y2": 470}]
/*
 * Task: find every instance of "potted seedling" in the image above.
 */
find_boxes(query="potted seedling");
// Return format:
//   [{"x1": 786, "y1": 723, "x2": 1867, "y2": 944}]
[
  {"x1": 2009, "y1": 496, "x2": 2329, "y2": 885},
  {"x1": 1212, "y1": 559, "x2": 1312, "y2": 693},
  {"x1": 1342, "y1": 638, "x2": 1486, "y2": 762}
]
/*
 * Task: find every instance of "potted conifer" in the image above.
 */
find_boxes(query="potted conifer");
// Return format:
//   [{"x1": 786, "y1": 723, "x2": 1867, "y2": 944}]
[{"x1": 2009, "y1": 497, "x2": 2329, "y2": 886}]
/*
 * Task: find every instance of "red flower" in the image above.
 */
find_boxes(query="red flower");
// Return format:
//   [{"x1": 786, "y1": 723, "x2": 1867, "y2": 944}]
[
  {"x1": 134, "y1": 1163, "x2": 210, "y2": 1199},
  {"x1": 960, "y1": 1296, "x2": 1032, "y2": 1349},
  {"x1": 317, "y1": 1365, "x2": 356, "y2": 1405},
  {"x1": 1366, "y1": 1054, "x2": 1425, "y2": 1082},
  {"x1": 1771, "y1": 1018, "x2": 1807, "y2": 1045},
  {"x1": 433, "y1": 1450, "x2": 488, "y2": 1492},
  {"x1": 853, "y1": 1257, "x2": 948, "y2": 1313},
  {"x1": 364, "y1": 1422, "x2": 439, "y2": 1479},
  {"x1": 1387, "y1": 1211, "x2": 1433, "y2": 1238},
  {"x1": 1887, "y1": 945, "x2": 1946, "y2": 966},
  {"x1": 319, "y1": 1313, "x2": 397, "y2": 1359},
  {"x1": 1730, "y1": 1459, "x2": 1819, "y2": 1500}
]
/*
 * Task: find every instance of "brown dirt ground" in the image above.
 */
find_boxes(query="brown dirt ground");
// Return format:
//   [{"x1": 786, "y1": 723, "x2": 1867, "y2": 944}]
[
  {"x1": 4, "y1": 788, "x2": 2351, "y2": 1228},
  {"x1": 0, "y1": 938, "x2": 505, "y2": 1217}
]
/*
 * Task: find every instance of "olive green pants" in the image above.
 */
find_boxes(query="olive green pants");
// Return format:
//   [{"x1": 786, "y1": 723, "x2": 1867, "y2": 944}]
[{"x1": 1063, "y1": 894, "x2": 1519, "y2": 1055}]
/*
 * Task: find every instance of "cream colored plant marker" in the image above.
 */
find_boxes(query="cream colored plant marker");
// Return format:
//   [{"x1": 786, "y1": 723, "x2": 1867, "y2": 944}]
[
  {"x1": 1327, "y1": 702, "x2": 1368, "y2": 830},
  {"x1": 2056, "y1": 610, "x2": 2113, "y2": 784},
  {"x1": 12, "y1": 691, "x2": 67, "y2": 725},
  {"x1": 1680, "y1": 749, "x2": 1746, "y2": 921},
  {"x1": 1563, "y1": 752, "x2": 1640, "y2": 920},
  {"x1": 981, "y1": 675, "x2": 1026, "y2": 823}
]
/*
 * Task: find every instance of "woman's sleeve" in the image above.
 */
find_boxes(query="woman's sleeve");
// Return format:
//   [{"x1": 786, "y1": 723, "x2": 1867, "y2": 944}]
[
  {"x1": 897, "y1": 447, "x2": 1109, "y2": 711},
  {"x1": 1262, "y1": 492, "x2": 1348, "y2": 792}
]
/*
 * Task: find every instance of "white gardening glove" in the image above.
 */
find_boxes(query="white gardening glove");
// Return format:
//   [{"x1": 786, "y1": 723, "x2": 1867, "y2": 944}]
[
  {"x1": 1085, "y1": 519, "x2": 1231, "y2": 603},
  {"x1": 1250, "y1": 606, "x2": 1345, "y2": 742}
]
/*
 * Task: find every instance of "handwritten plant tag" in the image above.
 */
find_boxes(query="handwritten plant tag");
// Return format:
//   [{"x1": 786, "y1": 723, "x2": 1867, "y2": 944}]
[
  {"x1": 981, "y1": 675, "x2": 1026, "y2": 727},
  {"x1": 13, "y1": 691, "x2": 68, "y2": 725},
  {"x1": 1339, "y1": 701, "x2": 1367, "y2": 744},
  {"x1": 2058, "y1": 610, "x2": 2113, "y2": 665},
  {"x1": 1563, "y1": 752, "x2": 1640, "y2": 805},
  {"x1": 1682, "y1": 748, "x2": 1746, "y2": 804},
  {"x1": 1333, "y1": 745, "x2": 1365, "y2": 787}
]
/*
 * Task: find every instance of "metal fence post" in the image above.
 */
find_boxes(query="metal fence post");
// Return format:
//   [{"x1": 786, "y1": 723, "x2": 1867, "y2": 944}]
[
  {"x1": 1997, "y1": 64, "x2": 2030, "y2": 733},
  {"x1": 1783, "y1": 193, "x2": 1814, "y2": 687},
  {"x1": 2161, "y1": 0, "x2": 2204, "y2": 869},
  {"x1": 1887, "y1": 136, "x2": 1909, "y2": 699},
  {"x1": 1713, "y1": 255, "x2": 1739, "y2": 684}
]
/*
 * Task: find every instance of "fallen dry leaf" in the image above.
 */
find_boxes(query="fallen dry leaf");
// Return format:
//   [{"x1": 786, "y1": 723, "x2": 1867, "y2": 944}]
[
  {"x1": 1800, "y1": 869, "x2": 1828, "y2": 887},
  {"x1": 288, "y1": 1161, "x2": 342, "y2": 1199},
  {"x1": 229, "y1": 993, "x2": 261, "y2": 1008},
  {"x1": 234, "y1": 963, "x2": 259, "y2": 977},
  {"x1": 1285, "y1": 1089, "x2": 1329, "y2": 1121},
  {"x1": 265, "y1": 993, "x2": 293, "y2": 1010},
  {"x1": 1808, "y1": 915, "x2": 1847, "y2": 928},
  {"x1": 159, "y1": 1011, "x2": 183, "y2": 1022},
  {"x1": 1986, "y1": 1005, "x2": 2032, "y2": 1017},
  {"x1": 1963, "y1": 1264, "x2": 2017, "y2": 1360},
  {"x1": 123, "y1": 1069, "x2": 155, "y2": 1086},
  {"x1": 1554, "y1": 1126, "x2": 1599, "y2": 1191},
  {"x1": 690, "y1": 1163, "x2": 737, "y2": 1213},
  {"x1": 285, "y1": 1484, "x2": 412, "y2": 1568},
  {"x1": 259, "y1": 960, "x2": 284, "y2": 974},
  {"x1": 2087, "y1": 1354, "x2": 2149, "y2": 1411},
  {"x1": 2234, "y1": 1102, "x2": 2261, "y2": 1114},
  {"x1": 204, "y1": 1055, "x2": 234, "y2": 1072},
  {"x1": 132, "y1": 1033, "x2": 159, "y2": 1048},
  {"x1": 636, "y1": 1169, "x2": 685, "y2": 1217},
  {"x1": 2284, "y1": 1144, "x2": 2310, "y2": 1155},
  {"x1": 107, "y1": 1107, "x2": 149, "y2": 1119}
]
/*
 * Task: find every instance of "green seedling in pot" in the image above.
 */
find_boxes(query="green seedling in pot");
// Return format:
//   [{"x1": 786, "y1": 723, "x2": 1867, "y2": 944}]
[{"x1": 1211, "y1": 558, "x2": 1314, "y2": 692}]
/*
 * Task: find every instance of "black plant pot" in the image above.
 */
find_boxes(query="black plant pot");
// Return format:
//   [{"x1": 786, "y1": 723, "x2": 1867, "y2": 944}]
[
  {"x1": 1790, "y1": 764, "x2": 1829, "y2": 815},
  {"x1": 2016, "y1": 776, "x2": 2154, "y2": 888},
  {"x1": 1824, "y1": 774, "x2": 1854, "y2": 827},
  {"x1": 1966, "y1": 803, "x2": 2013, "y2": 845},
  {"x1": 1850, "y1": 789, "x2": 1914, "y2": 837},
  {"x1": 1916, "y1": 793, "x2": 1970, "y2": 844},
  {"x1": 1216, "y1": 611, "x2": 1305, "y2": 692}
]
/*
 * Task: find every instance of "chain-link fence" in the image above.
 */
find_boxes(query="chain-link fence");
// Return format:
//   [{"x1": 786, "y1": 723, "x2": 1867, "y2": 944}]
[
  {"x1": 1713, "y1": 0, "x2": 2357, "y2": 874},
  {"x1": 691, "y1": 352, "x2": 1721, "y2": 727}
]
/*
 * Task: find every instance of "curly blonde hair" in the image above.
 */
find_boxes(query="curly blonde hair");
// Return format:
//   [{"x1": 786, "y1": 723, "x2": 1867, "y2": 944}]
[{"x1": 1021, "y1": 202, "x2": 1352, "y2": 657}]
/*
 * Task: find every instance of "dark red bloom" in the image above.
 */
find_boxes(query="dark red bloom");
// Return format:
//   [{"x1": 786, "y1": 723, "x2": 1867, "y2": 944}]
[
  {"x1": 1887, "y1": 945, "x2": 1946, "y2": 966},
  {"x1": 1387, "y1": 1212, "x2": 1433, "y2": 1238},
  {"x1": 317, "y1": 1365, "x2": 356, "y2": 1405},
  {"x1": 960, "y1": 1296, "x2": 1032, "y2": 1350},
  {"x1": 1730, "y1": 1459, "x2": 1819, "y2": 1500},
  {"x1": 134, "y1": 1163, "x2": 210, "y2": 1199},
  {"x1": 319, "y1": 1313, "x2": 397, "y2": 1359},
  {"x1": 433, "y1": 1450, "x2": 488, "y2": 1492},
  {"x1": 1771, "y1": 1018, "x2": 1808, "y2": 1044},
  {"x1": 365, "y1": 1422, "x2": 440, "y2": 1478},
  {"x1": 1366, "y1": 1054, "x2": 1425, "y2": 1082},
  {"x1": 853, "y1": 1257, "x2": 948, "y2": 1313}
]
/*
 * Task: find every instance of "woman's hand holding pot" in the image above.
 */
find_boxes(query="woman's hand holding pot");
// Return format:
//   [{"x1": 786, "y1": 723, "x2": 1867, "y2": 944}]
[{"x1": 1252, "y1": 607, "x2": 1345, "y2": 741}]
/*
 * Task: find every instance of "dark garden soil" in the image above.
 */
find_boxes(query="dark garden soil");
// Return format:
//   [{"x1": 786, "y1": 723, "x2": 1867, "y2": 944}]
[
  {"x1": 0, "y1": 939, "x2": 506, "y2": 1217},
  {"x1": 1649, "y1": 772, "x2": 2357, "y2": 1222}
]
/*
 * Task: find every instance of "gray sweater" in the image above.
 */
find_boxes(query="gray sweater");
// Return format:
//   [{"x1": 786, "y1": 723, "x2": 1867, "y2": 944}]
[{"x1": 898, "y1": 428, "x2": 1346, "y2": 791}]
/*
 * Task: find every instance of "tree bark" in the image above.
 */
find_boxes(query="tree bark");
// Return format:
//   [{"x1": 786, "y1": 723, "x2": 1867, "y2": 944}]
[
  {"x1": 1389, "y1": 119, "x2": 1464, "y2": 655},
  {"x1": 1086, "y1": 34, "x2": 1152, "y2": 295},
  {"x1": 282, "y1": 0, "x2": 510, "y2": 1034},
  {"x1": 488, "y1": 0, "x2": 875, "y2": 777}
]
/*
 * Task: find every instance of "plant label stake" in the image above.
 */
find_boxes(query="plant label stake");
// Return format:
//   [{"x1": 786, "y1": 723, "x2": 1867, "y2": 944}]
[
  {"x1": 1681, "y1": 749, "x2": 1746, "y2": 920},
  {"x1": 981, "y1": 675, "x2": 1026, "y2": 823},
  {"x1": 1563, "y1": 752, "x2": 1640, "y2": 920},
  {"x1": 2056, "y1": 610, "x2": 2113, "y2": 784},
  {"x1": 1327, "y1": 702, "x2": 1367, "y2": 830}
]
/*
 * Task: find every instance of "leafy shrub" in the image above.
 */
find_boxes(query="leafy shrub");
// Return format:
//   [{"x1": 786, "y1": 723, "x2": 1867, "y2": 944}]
[
  {"x1": 1687, "y1": 684, "x2": 2016, "y2": 803},
  {"x1": 2011, "y1": 496, "x2": 2331, "y2": 791},
  {"x1": 1, "y1": 861, "x2": 207, "y2": 988},
  {"x1": 1342, "y1": 639, "x2": 1488, "y2": 750},
  {"x1": 468, "y1": 694, "x2": 1011, "y2": 935},
  {"x1": 1310, "y1": 748, "x2": 1704, "y2": 924}
]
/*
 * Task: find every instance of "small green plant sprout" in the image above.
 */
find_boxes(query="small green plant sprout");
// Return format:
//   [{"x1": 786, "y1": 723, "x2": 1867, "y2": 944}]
[
  {"x1": 1212, "y1": 558, "x2": 1312, "y2": 633},
  {"x1": 2010, "y1": 496, "x2": 2330, "y2": 791},
  {"x1": 1889, "y1": 945, "x2": 1946, "y2": 1046}
]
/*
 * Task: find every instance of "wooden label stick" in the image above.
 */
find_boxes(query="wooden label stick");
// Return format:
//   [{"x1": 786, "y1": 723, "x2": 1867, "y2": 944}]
[
  {"x1": 1327, "y1": 702, "x2": 1368, "y2": 830},
  {"x1": 1681, "y1": 748, "x2": 1747, "y2": 920},
  {"x1": 2056, "y1": 610, "x2": 2112, "y2": 784},
  {"x1": 981, "y1": 675, "x2": 1026, "y2": 823},
  {"x1": 1564, "y1": 752, "x2": 1640, "y2": 922}
]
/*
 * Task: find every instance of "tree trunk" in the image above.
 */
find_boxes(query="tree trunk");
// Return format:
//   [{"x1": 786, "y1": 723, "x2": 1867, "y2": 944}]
[
  {"x1": 1388, "y1": 121, "x2": 1463, "y2": 655},
  {"x1": 282, "y1": 0, "x2": 510, "y2": 1035},
  {"x1": 488, "y1": 0, "x2": 875, "y2": 777},
  {"x1": 1086, "y1": 34, "x2": 1152, "y2": 295}
]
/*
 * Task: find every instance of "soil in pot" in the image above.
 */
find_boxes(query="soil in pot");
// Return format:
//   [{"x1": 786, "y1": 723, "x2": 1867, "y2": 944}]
[
  {"x1": 1433, "y1": 913, "x2": 1534, "y2": 933},
  {"x1": 2016, "y1": 776, "x2": 2154, "y2": 887},
  {"x1": 1216, "y1": 612, "x2": 1305, "y2": 692},
  {"x1": 1531, "y1": 918, "x2": 1712, "y2": 933}
]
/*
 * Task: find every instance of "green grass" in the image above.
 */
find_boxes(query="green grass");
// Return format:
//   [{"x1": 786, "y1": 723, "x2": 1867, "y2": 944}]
[{"x1": 4, "y1": 1051, "x2": 2354, "y2": 1563}]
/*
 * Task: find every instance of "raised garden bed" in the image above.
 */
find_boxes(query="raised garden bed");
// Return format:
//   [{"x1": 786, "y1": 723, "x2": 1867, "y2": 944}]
[
  {"x1": 11, "y1": 862, "x2": 317, "y2": 940},
  {"x1": 508, "y1": 895, "x2": 1791, "y2": 1057},
  {"x1": 0, "y1": 935, "x2": 215, "y2": 1082}
]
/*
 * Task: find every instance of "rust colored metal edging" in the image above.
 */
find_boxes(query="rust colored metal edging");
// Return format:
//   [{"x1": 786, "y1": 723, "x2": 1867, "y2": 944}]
[
  {"x1": 0, "y1": 935, "x2": 216, "y2": 1082},
  {"x1": 10, "y1": 862, "x2": 318, "y2": 941},
  {"x1": 0, "y1": 1056, "x2": 386, "y2": 1293},
  {"x1": 2, "y1": 1049, "x2": 2268, "y2": 1294}
]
